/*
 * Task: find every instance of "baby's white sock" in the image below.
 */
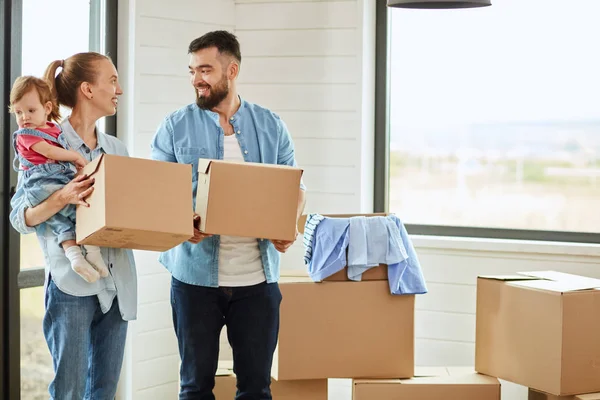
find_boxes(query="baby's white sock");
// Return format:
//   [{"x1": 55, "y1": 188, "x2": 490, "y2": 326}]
[
  {"x1": 65, "y1": 246, "x2": 99, "y2": 283},
  {"x1": 84, "y1": 245, "x2": 109, "y2": 278}
]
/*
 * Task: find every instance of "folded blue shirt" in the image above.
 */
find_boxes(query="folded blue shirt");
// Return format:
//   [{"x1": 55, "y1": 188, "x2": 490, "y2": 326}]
[{"x1": 303, "y1": 214, "x2": 427, "y2": 295}]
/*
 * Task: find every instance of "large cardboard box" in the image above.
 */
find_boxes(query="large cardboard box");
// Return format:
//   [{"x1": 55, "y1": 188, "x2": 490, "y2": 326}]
[
  {"x1": 76, "y1": 154, "x2": 193, "y2": 251},
  {"x1": 353, "y1": 367, "x2": 500, "y2": 400},
  {"x1": 196, "y1": 160, "x2": 303, "y2": 241},
  {"x1": 273, "y1": 278, "x2": 414, "y2": 380},
  {"x1": 529, "y1": 388, "x2": 600, "y2": 400},
  {"x1": 475, "y1": 271, "x2": 600, "y2": 396},
  {"x1": 214, "y1": 361, "x2": 327, "y2": 399},
  {"x1": 298, "y1": 213, "x2": 390, "y2": 282}
]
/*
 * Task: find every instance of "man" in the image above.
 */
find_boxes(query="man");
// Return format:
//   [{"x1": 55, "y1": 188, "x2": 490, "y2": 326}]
[{"x1": 150, "y1": 30, "x2": 306, "y2": 400}]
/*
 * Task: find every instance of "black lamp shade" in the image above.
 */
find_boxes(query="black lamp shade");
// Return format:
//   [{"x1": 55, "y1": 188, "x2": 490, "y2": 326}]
[{"x1": 387, "y1": 0, "x2": 491, "y2": 8}]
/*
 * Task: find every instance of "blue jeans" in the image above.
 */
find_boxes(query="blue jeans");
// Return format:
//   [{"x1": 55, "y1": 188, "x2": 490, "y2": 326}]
[
  {"x1": 23, "y1": 162, "x2": 76, "y2": 244},
  {"x1": 43, "y1": 278, "x2": 128, "y2": 400},
  {"x1": 171, "y1": 277, "x2": 282, "y2": 400}
]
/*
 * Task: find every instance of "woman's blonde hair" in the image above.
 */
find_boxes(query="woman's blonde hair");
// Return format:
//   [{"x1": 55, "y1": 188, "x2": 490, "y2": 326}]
[{"x1": 44, "y1": 52, "x2": 112, "y2": 113}]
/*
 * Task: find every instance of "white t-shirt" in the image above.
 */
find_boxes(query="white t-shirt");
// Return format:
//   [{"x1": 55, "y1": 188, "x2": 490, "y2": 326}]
[{"x1": 217, "y1": 133, "x2": 266, "y2": 287}]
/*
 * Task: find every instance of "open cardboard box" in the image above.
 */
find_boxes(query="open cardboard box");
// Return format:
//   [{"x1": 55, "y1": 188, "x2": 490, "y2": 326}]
[
  {"x1": 195, "y1": 159, "x2": 303, "y2": 241},
  {"x1": 476, "y1": 271, "x2": 600, "y2": 396},
  {"x1": 76, "y1": 154, "x2": 193, "y2": 251},
  {"x1": 298, "y1": 213, "x2": 390, "y2": 281}
]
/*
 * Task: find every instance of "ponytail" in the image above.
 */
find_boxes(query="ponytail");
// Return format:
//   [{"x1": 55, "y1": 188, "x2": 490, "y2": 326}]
[{"x1": 43, "y1": 60, "x2": 63, "y2": 122}]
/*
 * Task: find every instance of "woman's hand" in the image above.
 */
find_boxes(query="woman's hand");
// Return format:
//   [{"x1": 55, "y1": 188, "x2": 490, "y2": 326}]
[{"x1": 59, "y1": 174, "x2": 95, "y2": 207}]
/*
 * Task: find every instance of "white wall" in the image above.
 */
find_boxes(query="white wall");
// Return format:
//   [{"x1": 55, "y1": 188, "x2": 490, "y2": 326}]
[
  {"x1": 116, "y1": 1, "x2": 235, "y2": 399},
  {"x1": 117, "y1": 1, "x2": 374, "y2": 397},
  {"x1": 234, "y1": 0, "x2": 376, "y2": 272},
  {"x1": 116, "y1": 1, "x2": 600, "y2": 400}
]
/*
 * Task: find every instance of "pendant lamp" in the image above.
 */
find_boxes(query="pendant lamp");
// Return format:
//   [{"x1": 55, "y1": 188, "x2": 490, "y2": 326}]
[{"x1": 387, "y1": 0, "x2": 491, "y2": 9}]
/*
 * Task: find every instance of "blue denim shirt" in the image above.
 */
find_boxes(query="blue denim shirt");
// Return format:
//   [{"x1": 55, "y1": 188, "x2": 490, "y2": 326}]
[
  {"x1": 150, "y1": 97, "x2": 305, "y2": 287},
  {"x1": 9, "y1": 118, "x2": 138, "y2": 321}
]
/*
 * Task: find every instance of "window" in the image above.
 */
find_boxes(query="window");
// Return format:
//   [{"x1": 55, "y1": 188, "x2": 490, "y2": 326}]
[
  {"x1": 381, "y1": 0, "x2": 600, "y2": 240},
  {"x1": 0, "y1": 1, "x2": 117, "y2": 398}
]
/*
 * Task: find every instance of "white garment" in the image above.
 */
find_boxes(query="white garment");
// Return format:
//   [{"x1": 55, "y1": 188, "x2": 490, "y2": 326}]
[{"x1": 217, "y1": 133, "x2": 266, "y2": 287}]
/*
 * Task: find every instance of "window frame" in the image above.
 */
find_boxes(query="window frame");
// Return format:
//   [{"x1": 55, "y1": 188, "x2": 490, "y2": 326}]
[
  {"x1": 0, "y1": 1, "x2": 118, "y2": 397},
  {"x1": 373, "y1": 1, "x2": 600, "y2": 244}
]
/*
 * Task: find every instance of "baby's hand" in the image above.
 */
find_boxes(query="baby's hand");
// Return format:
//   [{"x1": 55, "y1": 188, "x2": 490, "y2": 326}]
[{"x1": 72, "y1": 152, "x2": 88, "y2": 170}]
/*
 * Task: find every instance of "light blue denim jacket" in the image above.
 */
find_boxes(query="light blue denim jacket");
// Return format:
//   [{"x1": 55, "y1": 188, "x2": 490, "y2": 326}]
[
  {"x1": 9, "y1": 118, "x2": 138, "y2": 321},
  {"x1": 150, "y1": 97, "x2": 305, "y2": 287}
]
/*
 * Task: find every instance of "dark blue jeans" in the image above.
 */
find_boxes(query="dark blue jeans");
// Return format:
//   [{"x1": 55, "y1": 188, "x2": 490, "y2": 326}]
[{"x1": 171, "y1": 277, "x2": 282, "y2": 400}]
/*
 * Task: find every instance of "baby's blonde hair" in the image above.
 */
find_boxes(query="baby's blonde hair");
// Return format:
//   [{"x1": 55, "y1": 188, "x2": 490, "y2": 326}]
[{"x1": 9, "y1": 76, "x2": 60, "y2": 122}]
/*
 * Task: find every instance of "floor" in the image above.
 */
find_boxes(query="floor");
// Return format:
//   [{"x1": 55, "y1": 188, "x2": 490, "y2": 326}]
[
  {"x1": 219, "y1": 330, "x2": 352, "y2": 399},
  {"x1": 219, "y1": 331, "x2": 529, "y2": 400}
]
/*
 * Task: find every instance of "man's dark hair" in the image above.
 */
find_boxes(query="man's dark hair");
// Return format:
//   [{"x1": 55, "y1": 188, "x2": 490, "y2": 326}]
[{"x1": 188, "y1": 30, "x2": 242, "y2": 64}]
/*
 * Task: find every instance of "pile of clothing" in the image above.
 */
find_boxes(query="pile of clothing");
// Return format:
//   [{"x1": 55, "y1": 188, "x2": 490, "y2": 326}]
[{"x1": 303, "y1": 214, "x2": 428, "y2": 295}]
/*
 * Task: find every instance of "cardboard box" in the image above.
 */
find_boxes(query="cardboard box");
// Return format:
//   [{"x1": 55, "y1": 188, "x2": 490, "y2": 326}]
[
  {"x1": 325, "y1": 264, "x2": 388, "y2": 281},
  {"x1": 214, "y1": 361, "x2": 327, "y2": 399},
  {"x1": 529, "y1": 388, "x2": 600, "y2": 400},
  {"x1": 76, "y1": 154, "x2": 193, "y2": 251},
  {"x1": 353, "y1": 367, "x2": 500, "y2": 400},
  {"x1": 298, "y1": 213, "x2": 390, "y2": 282},
  {"x1": 475, "y1": 271, "x2": 600, "y2": 396},
  {"x1": 195, "y1": 159, "x2": 303, "y2": 241},
  {"x1": 273, "y1": 278, "x2": 414, "y2": 380}
]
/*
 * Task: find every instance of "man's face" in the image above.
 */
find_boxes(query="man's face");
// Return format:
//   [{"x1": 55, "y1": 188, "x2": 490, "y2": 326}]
[{"x1": 189, "y1": 47, "x2": 230, "y2": 110}]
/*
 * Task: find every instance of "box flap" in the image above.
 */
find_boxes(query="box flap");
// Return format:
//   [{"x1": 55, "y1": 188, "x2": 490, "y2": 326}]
[
  {"x1": 521, "y1": 271, "x2": 600, "y2": 286},
  {"x1": 479, "y1": 270, "x2": 600, "y2": 292},
  {"x1": 354, "y1": 367, "x2": 498, "y2": 386},
  {"x1": 76, "y1": 153, "x2": 104, "y2": 178},
  {"x1": 514, "y1": 270, "x2": 600, "y2": 292},
  {"x1": 216, "y1": 360, "x2": 234, "y2": 376},
  {"x1": 478, "y1": 274, "x2": 541, "y2": 282},
  {"x1": 531, "y1": 389, "x2": 600, "y2": 400},
  {"x1": 197, "y1": 159, "x2": 212, "y2": 174},
  {"x1": 577, "y1": 394, "x2": 600, "y2": 400},
  {"x1": 215, "y1": 368, "x2": 233, "y2": 377},
  {"x1": 512, "y1": 279, "x2": 600, "y2": 293}
]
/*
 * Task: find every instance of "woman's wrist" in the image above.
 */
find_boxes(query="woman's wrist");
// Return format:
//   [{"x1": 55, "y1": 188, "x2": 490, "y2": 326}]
[{"x1": 55, "y1": 187, "x2": 69, "y2": 207}]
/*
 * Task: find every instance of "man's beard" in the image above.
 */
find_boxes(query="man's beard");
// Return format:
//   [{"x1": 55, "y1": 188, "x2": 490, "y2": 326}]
[{"x1": 195, "y1": 75, "x2": 229, "y2": 110}]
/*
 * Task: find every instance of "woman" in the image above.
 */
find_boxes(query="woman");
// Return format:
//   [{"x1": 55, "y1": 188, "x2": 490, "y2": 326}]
[{"x1": 10, "y1": 52, "x2": 137, "y2": 400}]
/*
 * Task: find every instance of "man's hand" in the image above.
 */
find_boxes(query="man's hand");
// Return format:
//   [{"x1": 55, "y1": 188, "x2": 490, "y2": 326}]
[
  {"x1": 189, "y1": 214, "x2": 212, "y2": 244},
  {"x1": 270, "y1": 229, "x2": 299, "y2": 253}
]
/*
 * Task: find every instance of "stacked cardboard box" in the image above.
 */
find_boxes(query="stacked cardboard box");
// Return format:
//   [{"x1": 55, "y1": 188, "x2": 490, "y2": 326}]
[
  {"x1": 214, "y1": 361, "x2": 327, "y2": 399},
  {"x1": 475, "y1": 271, "x2": 600, "y2": 399},
  {"x1": 269, "y1": 213, "x2": 501, "y2": 399},
  {"x1": 353, "y1": 367, "x2": 500, "y2": 400},
  {"x1": 528, "y1": 388, "x2": 600, "y2": 400}
]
